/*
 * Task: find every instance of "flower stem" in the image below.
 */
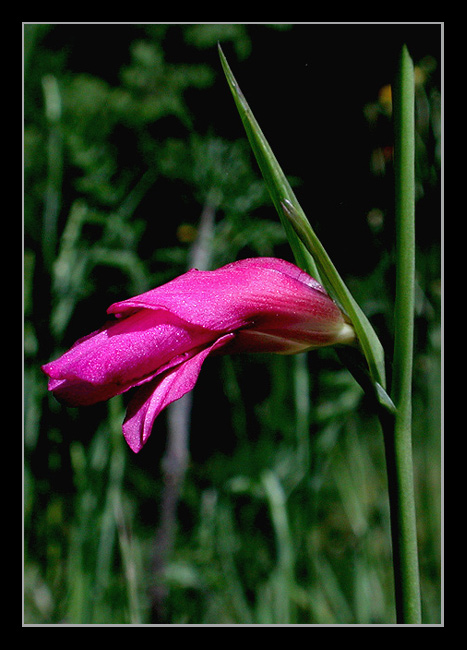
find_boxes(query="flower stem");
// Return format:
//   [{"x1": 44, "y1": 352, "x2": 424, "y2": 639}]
[{"x1": 384, "y1": 44, "x2": 421, "y2": 624}]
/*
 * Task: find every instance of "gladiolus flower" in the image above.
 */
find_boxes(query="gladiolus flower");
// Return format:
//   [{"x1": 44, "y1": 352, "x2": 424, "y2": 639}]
[{"x1": 42, "y1": 258, "x2": 354, "y2": 453}]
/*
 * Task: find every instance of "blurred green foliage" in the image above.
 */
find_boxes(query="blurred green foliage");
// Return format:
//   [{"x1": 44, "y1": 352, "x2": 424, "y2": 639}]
[{"x1": 24, "y1": 24, "x2": 441, "y2": 624}]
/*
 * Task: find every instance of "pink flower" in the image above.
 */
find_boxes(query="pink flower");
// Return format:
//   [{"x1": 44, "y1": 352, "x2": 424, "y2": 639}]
[{"x1": 42, "y1": 258, "x2": 354, "y2": 453}]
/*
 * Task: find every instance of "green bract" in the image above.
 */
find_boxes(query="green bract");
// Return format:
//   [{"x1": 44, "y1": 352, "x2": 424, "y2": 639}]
[{"x1": 219, "y1": 45, "x2": 389, "y2": 400}]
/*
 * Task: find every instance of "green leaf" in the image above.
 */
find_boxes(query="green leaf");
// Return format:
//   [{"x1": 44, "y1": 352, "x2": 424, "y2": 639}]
[
  {"x1": 218, "y1": 45, "x2": 319, "y2": 281},
  {"x1": 219, "y1": 45, "x2": 387, "y2": 392}
]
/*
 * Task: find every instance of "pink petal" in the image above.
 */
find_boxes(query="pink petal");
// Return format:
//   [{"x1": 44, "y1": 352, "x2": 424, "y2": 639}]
[
  {"x1": 122, "y1": 333, "x2": 234, "y2": 453},
  {"x1": 107, "y1": 258, "x2": 338, "y2": 336},
  {"x1": 42, "y1": 309, "x2": 215, "y2": 406}
]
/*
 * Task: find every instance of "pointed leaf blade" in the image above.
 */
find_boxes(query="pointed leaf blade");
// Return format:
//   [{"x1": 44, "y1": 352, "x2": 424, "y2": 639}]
[{"x1": 219, "y1": 45, "x2": 387, "y2": 390}]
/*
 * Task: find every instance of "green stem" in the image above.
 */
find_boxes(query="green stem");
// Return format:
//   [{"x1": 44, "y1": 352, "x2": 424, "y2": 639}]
[{"x1": 384, "y1": 44, "x2": 421, "y2": 624}]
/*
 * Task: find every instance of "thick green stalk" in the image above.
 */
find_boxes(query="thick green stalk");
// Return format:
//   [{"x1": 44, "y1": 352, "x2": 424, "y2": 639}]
[{"x1": 385, "y1": 44, "x2": 421, "y2": 624}]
